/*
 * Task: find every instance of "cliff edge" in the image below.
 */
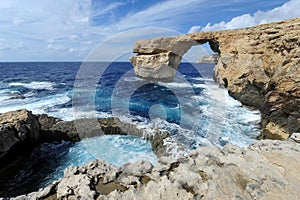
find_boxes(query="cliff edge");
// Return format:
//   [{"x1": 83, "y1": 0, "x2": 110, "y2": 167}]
[{"x1": 130, "y1": 17, "x2": 300, "y2": 139}]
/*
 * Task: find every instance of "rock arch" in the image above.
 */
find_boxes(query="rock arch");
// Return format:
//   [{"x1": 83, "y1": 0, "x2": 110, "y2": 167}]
[
  {"x1": 130, "y1": 17, "x2": 300, "y2": 139},
  {"x1": 130, "y1": 35, "x2": 219, "y2": 82}
]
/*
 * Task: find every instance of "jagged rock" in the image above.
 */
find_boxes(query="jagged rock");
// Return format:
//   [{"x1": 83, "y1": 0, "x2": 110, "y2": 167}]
[
  {"x1": 0, "y1": 110, "x2": 170, "y2": 199},
  {"x1": 122, "y1": 160, "x2": 154, "y2": 176},
  {"x1": 57, "y1": 174, "x2": 96, "y2": 199},
  {"x1": 10, "y1": 181, "x2": 58, "y2": 200},
  {"x1": 17, "y1": 139, "x2": 300, "y2": 199},
  {"x1": 37, "y1": 114, "x2": 171, "y2": 157},
  {"x1": 0, "y1": 109, "x2": 40, "y2": 159},
  {"x1": 196, "y1": 54, "x2": 219, "y2": 64},
  {"x1": 0, "y1": 109, "x2": 171, "y2": 163},
  {"x1": 130, "y1": 17, "x2": 300, "y2": 139}
]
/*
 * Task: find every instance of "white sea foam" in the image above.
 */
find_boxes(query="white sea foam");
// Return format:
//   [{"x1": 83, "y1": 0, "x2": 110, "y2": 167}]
[
  {"x1": 195, "y1": 81, "x2": 261, "y2": 147},
  {"x1": 9, "y1": 81, "x2": 56, "y2": 90},
  {"x1": 48, "y1": 107, "x2": 112, "y2": 121},
  {"x1": 190, "y1": 77, "x2": 214, "y2": 82},
  {"x1": 0, "y1": 92, "x2": 71, "y2": 114},
  {"x1": 0, "y1": 76, "x2": 261, "y2": 150},
  {"x1": 158, "y1": 81, "x2": 192, "y2": 88},
  {"x1": 82, "y1": 135, "x2": 157, "y2": 166},
  {"x1": 124, "y1": 76, "x2": 142, "y2": 82}
]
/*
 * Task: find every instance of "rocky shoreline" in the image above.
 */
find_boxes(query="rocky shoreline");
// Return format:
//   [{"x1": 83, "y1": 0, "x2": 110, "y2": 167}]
[
  {"x1": 130, "y1": 17, "x2": 300, "y2": 140},
  {"x1": 8, "y1": 134, "x2": 300, "y2": 199},
  {"x1": 0, "y1": 109, "x2": 171, "y2": 198},
  {"x1": 1, "y1": 109, "x2": 300, "y2": 199},
  {"x1": 1, "y1": 18, "x2": 300, "y2": 199},
  {"x1": 0, "y1": 109, "x2": 170, "y2": 160}
]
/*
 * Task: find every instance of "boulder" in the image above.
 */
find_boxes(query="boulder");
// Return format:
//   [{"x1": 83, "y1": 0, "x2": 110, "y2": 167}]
[{"x1": 0, "y1": 109, "x2": 40, "y2": 159}]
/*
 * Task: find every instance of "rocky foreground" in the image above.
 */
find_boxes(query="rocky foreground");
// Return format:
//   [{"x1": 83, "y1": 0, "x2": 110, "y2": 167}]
[
  {"x1": 0, "y1": 109, "x2": 169, "y2": 198},
  {"x1": 11, "y1": 135, "x2": 300, "y2": 200},
  {"x1": 1, "y1": 109, "x2": 300, "y2": 199},
  {"x1": 1, "y1": 18, "x2": 300, "y2": 199},
  {"x1": 130, "y1": 17, "x2": 300, "y2": 140}
]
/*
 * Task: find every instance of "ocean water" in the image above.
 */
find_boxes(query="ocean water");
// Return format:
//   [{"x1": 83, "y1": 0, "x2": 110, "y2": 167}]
[{"x1": 0, "y1": 62, "x2": 261, "y2": 195}]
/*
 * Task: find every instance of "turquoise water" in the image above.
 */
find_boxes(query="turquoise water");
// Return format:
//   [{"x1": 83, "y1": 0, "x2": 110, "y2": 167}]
[{"x1": 0, "y1": 62, "x2": 261, "y2": 196}]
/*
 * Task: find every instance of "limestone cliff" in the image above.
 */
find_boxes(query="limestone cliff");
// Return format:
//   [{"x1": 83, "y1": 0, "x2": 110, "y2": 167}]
[{"x1": 130, "y1": 17, "x2": 300, "y2": 139}]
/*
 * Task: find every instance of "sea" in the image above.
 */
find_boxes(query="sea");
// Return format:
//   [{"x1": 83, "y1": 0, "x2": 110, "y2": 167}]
[{"x1": 0, "y1": 62, "x2": 261, "y2": 196}]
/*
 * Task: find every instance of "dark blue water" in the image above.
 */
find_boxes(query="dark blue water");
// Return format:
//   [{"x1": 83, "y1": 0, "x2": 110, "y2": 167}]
[
  {"x1": 0, "y1": 62, "x2": 261, "y2": 196},
  {"x1": 0, "y1": 62, "x2": 261, "y2": 146}
]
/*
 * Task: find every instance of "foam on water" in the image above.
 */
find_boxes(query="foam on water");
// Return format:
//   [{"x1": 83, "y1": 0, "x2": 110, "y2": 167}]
[
  {"x1": 49, "y1": 135, "x2": 155, "y2": 180},
  {"x1": 0, "y1": 62, "x2": 263, "y2": 195},
  {"x1": 8, "y1": 81, "x2": 56, "y2": 90},
  {"x1": 0, "y1": 92, "x2": 71, "y2": 114},
  {"x1": 158, "y1": 81, "x2": 193, "y2": 88},
  {"x1": 82, "y1": 135, "x2": 157, "y2": 166},
  {"x1": 8, "y1": 135, "x2": 156, "y2": 192},
  {"x1": 47, "y1": 107, "x2": 112, "y2": 121}
]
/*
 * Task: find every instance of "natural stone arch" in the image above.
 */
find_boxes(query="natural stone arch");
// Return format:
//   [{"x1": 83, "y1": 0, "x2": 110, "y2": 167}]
[
  {"x1": 130, "y1": 17, "x2": 300, "y2": 140},
  {"x1": 130, "y1": 35, "x2": 220, "y2": 82}
]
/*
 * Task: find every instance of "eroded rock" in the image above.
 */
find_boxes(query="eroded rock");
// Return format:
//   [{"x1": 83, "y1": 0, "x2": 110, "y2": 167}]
[
  {"x1": 15, "y1": 139, "x2": 300, "y2": 200},
  {"x1": 130, "y1": 17, "x2": 300, "y2": 139},
  {"x1": 0, "y1": 109, "x2": 41, "y2": 159}
]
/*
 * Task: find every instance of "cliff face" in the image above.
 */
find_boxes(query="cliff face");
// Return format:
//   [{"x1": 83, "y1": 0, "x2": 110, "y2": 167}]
[{"x1": 130, "y1": 17, "x2": 300, "y2": 139}]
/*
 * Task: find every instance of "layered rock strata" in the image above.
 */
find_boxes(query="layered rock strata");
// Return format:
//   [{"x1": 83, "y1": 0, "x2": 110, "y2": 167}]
[
  {"x1": 130, "y1": 17, "x2": 300, "y2": 139},
  {"x1": 12, "y1": 137, "x2": 300, "y2": 200}
]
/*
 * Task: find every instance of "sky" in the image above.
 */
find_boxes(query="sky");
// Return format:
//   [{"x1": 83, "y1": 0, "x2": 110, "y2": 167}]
[{"x1": 0, "y1": 0, "x2": 299, "y2": 62}]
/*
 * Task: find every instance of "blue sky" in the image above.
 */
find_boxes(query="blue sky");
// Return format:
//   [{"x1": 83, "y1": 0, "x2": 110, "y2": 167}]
[{"x1": 0, "y1": 0, "x2": 299, "y2": 61}]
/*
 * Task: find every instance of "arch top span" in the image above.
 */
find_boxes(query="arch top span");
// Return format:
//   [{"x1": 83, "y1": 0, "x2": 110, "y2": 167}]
[
  {"x1": 129, "y1": 17, "x2": 300, "y2": 139},
  {"x1": 130, "y1": 33, "x2": 219, "y2": 82}
]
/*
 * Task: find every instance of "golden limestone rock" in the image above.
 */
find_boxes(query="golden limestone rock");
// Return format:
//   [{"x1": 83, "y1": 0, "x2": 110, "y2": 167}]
[{"x1": 130, "y1": 17, "x2": 300, "y2": 139}]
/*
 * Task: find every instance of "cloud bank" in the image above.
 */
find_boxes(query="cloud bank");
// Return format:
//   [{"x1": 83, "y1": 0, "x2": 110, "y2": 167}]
[
  {"x1": 202, "y1": 0, "x2": 300, "y2": 31},
  {"x1": 0, "y1": 0, "x2": 298, "y2": 61}
]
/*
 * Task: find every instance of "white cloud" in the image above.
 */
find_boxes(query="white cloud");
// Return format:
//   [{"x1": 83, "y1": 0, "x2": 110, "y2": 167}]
[
  {"x1": 68, "y1": 48, "x2": 78, "y2": 53},
  {"x1": 92, "y1": 2, "x2": 125, "y2": 17},
  {"x1": 188, "y1": 25, "x2": 201, "y2": 33},
  {"x1": 47, "y1": 43, "x2": 66, "y2": 51},
  {"x1": 114, "y1": 0, "x2": 206, "y2": 30},
  {"x1": 202, "y1": 0, "x2": 300, "y2": 31},
  {"x1": 16, "y1": 42, "x2": 27, "y2": 49},
  {"x1": 81, "y1": 41, "x2": 93, "y2": 46},
  {"x1": 0, "y1": 0, "x2": 298, "y2": 61}
]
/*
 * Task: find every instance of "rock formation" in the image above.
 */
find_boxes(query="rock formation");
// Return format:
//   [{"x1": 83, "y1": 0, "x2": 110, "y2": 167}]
[
  {"x1": 37, "y1": 114, "x2": 170, "y2": 158},
  {"x1": 11, "y1": 137, "x2": 300, "y2": 200},
  {"x1": 0, "y1": 110, "x2": 171, "y2": 197},
  {"x1": 4, "y1": 109, "x2": 300, "y2": 199},
  {"x1": 196, "y1": 54, "x2": 219, "y2": 64},
  {"x1": 0, "y1": 109, "x2": 40, "y2": 159},
  {"x1": 0, "y1": 109, "x2": 171, "y2": 161},
  {"x1": 130, "y1": 17, "x2": 300, "y2": 139}
]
